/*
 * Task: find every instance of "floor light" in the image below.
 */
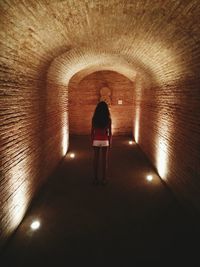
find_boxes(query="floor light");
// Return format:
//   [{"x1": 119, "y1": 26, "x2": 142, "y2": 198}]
[
  {"x1": 70, "y1": 153, "x2": 75, "y2": 158},
  {"x1": 30, "y1": 220, "x2": 40, "y2": 230},
  {"x1": 146, "y1": 175, "x2": 153, "y2": 182}
]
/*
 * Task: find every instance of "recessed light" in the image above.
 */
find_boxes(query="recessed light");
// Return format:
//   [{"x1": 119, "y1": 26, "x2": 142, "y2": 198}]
[
  {"x1": 30, "y1": 220, "x2": 40, "y2": 230},
  {"x1": 146, "y1": 175, "x2": 153, "y2": 181},
  {"x1": 70, "y1": 153, "x2": 75, "y2": 158}
]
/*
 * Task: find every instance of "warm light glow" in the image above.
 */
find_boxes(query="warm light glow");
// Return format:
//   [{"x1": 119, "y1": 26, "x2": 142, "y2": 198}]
[
  {"x1": 146, "y1": 175, "x2": 153, "y2": 181},
  {"x1": 70, "y1": 153, "x2": 75, "y2": 158},
  {"x1": 129, "y1": 140, "x2": 133, "y2": 145},
  {"x1": 62, "y1": 126, "x2": 68, "y2": 156},
  {"x1": 62, "y1": 110, "x2": 69, "y2": 156},
  {"x1": 30, "y1": 220, "x2": 40, "y2": 230},
  {"x1": 156, "y1": 138, "x2": 168, "y2": 179},
  {"x1": 134, "y1": 76, "x2": 143, "y2": 144},
  {"x1": 6, "y1": 160, "x2": 30, "y2": 232},
  {"x1": 110, "y1": 115, "x2": 116, "y2": 135},
  {"x1": 134, "y1": 108, "x2": 140, "y2": 143}
]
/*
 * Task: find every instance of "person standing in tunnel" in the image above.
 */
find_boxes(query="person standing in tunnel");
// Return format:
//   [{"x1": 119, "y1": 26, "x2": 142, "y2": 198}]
[{"x1": 91, "y1": 101, "x2": 112, "y2": 185}]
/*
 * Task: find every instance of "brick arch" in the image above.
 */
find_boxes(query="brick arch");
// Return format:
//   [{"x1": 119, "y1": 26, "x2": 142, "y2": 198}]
[
  {"x1": 68, "y1": 69, "x2": 135, "y2": 135},
  {"x1": 47, "y1": 47, "x2": 153, "y2": 87}
]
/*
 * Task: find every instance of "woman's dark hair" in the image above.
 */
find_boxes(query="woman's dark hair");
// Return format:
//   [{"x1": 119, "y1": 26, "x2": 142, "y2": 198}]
[{"x1": 92, "y1": 101, "x2": 111, "y2": 128}]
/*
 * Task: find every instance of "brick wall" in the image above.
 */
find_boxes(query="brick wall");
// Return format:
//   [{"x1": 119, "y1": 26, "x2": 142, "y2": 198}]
[
  {"x1": 133, "y1": 76, "x2": 200, "y2": 212},
  {"x1": 0, "y1": 70, "x2": 68, "y2": 247},
  {"x1": 69, "y1": 70, "x2": 134, "y2": 135},
  {"x1": 0, "y1": 2, "x2": 70, "y2": 249}
]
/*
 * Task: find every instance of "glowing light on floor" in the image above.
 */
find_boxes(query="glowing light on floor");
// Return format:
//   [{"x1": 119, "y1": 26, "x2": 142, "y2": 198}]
[
  {"x1": 129, "y1": 140, "x2": 133, "y2": 145},
  {"x1": 70, "y1": 153, "x2": 75, "y2": 158},
  {"x1": 30, "y1": 220, "x2": 40, "y2": 230},
  {"x1": 146, "y1": 175, "x2": 153, "y2": 181}
]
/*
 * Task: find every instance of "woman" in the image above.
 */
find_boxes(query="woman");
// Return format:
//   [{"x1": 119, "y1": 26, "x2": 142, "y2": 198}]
[{"x1": 91, "y1": 101, "x2": 112, "y2": 185}]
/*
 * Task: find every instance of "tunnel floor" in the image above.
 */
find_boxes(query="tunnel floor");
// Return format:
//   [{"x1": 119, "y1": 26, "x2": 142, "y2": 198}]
[{"x1": 2, "y1": 136, "x2": 200, "y2": 266}]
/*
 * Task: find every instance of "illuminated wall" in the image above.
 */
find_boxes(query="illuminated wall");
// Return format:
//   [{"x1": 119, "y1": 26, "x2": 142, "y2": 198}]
[
  {"x1": 0, "y1": 75, "x2": 68, "y2": 248},
  {"x1": 135, "y1": 79, "x2": 200, "y2": 212}
]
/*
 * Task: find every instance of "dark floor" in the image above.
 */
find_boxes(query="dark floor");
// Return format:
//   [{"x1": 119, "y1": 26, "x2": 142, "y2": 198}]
[{"x1": 1, "y1": 136, "x2": 200, "y2": 266}]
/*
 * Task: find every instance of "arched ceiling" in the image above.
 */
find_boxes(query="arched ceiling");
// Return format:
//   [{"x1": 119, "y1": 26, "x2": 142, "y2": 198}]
[
  {"x1": 1, "y1": 0, "x2": 200, "y2": 86},
  {"x1": 47, "y1": 48, "x2": 153, "y2": 86}
]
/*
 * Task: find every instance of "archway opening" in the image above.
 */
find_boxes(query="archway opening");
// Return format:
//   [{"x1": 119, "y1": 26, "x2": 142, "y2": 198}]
[{"x1": 68, "y1": 70, "x2": 135, "y2": 137}]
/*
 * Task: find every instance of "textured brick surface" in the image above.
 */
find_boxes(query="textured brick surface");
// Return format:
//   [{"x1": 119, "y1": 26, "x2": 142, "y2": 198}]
[
  {"x1": 0, "y1": 0, "x2": 200, "y2": 249},
  {"x1": 133, "y1": 77, "x2": 200, "y2": 211},
  {"x1": 69, "y1": 70, "x2": 134, "y2": 135}
]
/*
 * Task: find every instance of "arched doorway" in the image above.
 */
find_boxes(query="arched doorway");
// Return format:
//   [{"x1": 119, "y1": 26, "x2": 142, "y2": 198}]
[{"x1": 68, "y1": 70, "x2": 135, "y2": 136}]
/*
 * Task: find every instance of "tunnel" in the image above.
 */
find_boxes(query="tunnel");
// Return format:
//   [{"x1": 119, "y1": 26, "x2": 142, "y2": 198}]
[{"x1": 0, "y1": 0, "x2": 200, "y2": 265}]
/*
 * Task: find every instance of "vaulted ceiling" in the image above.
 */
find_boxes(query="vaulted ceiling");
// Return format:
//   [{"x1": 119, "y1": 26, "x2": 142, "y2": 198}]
[{"x1": 1, "y1": 0, "x2": 200, "y2": 87}]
